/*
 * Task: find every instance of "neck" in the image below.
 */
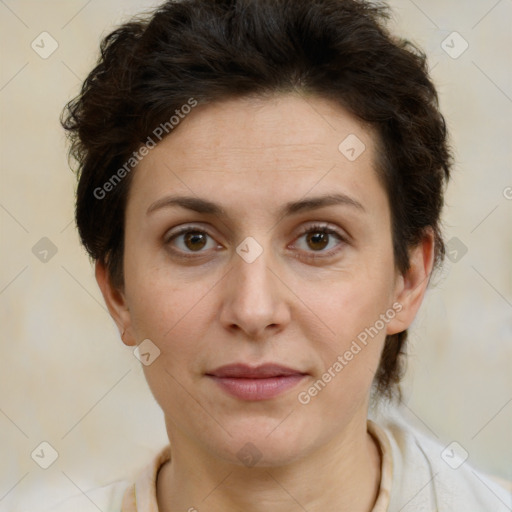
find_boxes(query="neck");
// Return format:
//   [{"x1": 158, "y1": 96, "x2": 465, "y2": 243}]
[{"x1": 157, "y1": 415, "x2": 381, "y2": 512}]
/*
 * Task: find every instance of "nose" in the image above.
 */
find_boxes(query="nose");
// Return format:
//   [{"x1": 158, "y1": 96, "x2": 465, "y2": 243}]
[{"x1": 219, "y1": 242, "x2": 291, "y2": 340}]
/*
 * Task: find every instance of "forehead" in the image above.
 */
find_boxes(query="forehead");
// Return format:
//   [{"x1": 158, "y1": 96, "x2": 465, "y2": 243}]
[{"x1": 128, "y1": 93, "x2": 385, "y2": 219}]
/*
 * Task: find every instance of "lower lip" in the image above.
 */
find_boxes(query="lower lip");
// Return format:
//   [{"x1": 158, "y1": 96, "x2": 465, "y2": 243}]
[{"x1": 207, "y1": 375, "x2": 306, "y2": 401}]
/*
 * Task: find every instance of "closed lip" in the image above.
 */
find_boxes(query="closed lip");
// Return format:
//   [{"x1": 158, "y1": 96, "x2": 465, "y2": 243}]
[{"x1": 205, "y1": 363, "x2": 307, "y2": 379}]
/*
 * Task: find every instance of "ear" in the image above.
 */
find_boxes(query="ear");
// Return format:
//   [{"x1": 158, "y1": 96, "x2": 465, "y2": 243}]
[
  {"x1": 386, "y1": 229, "x2": 435, "y2": 335},
  {"x1": 95, "y1": 260, "x2": 137, "y2": 346}
]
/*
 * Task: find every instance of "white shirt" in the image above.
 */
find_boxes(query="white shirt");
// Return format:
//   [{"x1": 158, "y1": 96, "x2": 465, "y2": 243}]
[{"x1": 44, "y1": 414, "x2": 512, "y2": 511}]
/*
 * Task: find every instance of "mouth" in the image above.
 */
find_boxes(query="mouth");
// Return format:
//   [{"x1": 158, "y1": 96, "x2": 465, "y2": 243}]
[{"x1": 205, "y1": 363, "x2": 308, "y2": 401}]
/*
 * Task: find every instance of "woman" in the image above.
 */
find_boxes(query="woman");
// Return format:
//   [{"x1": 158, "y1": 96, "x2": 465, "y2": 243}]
[{"x1": 52, "y1": 0, "x2": 511, "y2": 510}]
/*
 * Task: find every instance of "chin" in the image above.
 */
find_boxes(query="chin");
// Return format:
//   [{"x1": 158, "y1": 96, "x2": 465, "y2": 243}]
[{"x1": 204, "y1": 416, "x2": 317, "y2": 468}]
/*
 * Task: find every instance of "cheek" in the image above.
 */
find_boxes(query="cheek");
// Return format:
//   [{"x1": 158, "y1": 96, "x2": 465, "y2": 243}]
[
  {"x1": 126, "y1": 273, "x2": 212, "y2": 347},
  {"x1": 124, "y1": 242, "x2": 198, "y2": 332},
  {"x1": 303, "y1": 262, "x2": 396, "y2": 342},
  {"x1": 294, "y1": 281, "x2": 393, "y2": 422},
  {"x1": 294, "y1": 257, "x2": 396, "y2": 396},
  {"x1": 125, "y1": 274, "x2": 216, "y2": 412},
  {"x1": 123, "y1": 257, "x2": 220, "y2": 378}
]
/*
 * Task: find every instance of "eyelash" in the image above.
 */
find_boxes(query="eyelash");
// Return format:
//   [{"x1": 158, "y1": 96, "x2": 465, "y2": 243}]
[
  {"x1": 164, "y1": 223, "x2": 347, "y2": 261},
  {"x1": 295, "y1": 223, "x2": 348, "y2": 259}
]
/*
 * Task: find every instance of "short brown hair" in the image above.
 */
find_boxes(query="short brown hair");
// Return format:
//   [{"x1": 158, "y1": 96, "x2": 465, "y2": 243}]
[{"x1": 61, "y1": 0, "x2": 452, "y2": 400}]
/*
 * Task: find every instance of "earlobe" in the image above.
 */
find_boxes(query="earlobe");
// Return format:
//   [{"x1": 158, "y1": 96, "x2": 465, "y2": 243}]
[
  {"x1": 386, "y1": 229, "x2": 435, "y2": 336},
  {"x1": 95, "y1": 261, "x2": 137, "y2": 346}
]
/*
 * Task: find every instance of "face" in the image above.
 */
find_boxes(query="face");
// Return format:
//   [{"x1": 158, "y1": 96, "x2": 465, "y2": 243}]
[{"x1": 98, "y1": 93, "x2": 431, "y2": 467}]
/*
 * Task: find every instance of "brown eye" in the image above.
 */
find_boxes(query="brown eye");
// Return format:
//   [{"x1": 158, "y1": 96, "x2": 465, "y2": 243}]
[
  {"x1": 306, "y1": 231, "x2": 330, "y2": 251},
  {"x1": 183, "y1": 231, "x2": 208, "y2": 251},
  {"x1": 293, "y1": 224, "x2": 347, "y2": 259},
  {"x1": 165, "y1": 226, "x2": 219, "y2": 258}
]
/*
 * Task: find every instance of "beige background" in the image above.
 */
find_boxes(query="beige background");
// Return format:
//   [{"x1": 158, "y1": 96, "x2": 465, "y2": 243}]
[{"x1": 0, "y1": 0, "x2": 511, "y2": 510}]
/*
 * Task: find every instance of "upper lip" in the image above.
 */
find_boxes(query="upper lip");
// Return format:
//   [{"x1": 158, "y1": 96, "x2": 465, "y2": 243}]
[{"x1": 206, "y1": 363, "x2": 307, "y2": 379}]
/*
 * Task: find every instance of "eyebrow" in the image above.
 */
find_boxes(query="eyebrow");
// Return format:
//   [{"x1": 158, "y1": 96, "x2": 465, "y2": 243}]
[{"x1": 146, "y1": 192, "x2": 365, "y2": 217}]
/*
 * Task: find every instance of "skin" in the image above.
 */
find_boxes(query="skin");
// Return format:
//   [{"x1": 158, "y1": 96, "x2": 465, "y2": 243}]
[{"x1": 96, "y1": 93, "x2": 434, "y2": 512}]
